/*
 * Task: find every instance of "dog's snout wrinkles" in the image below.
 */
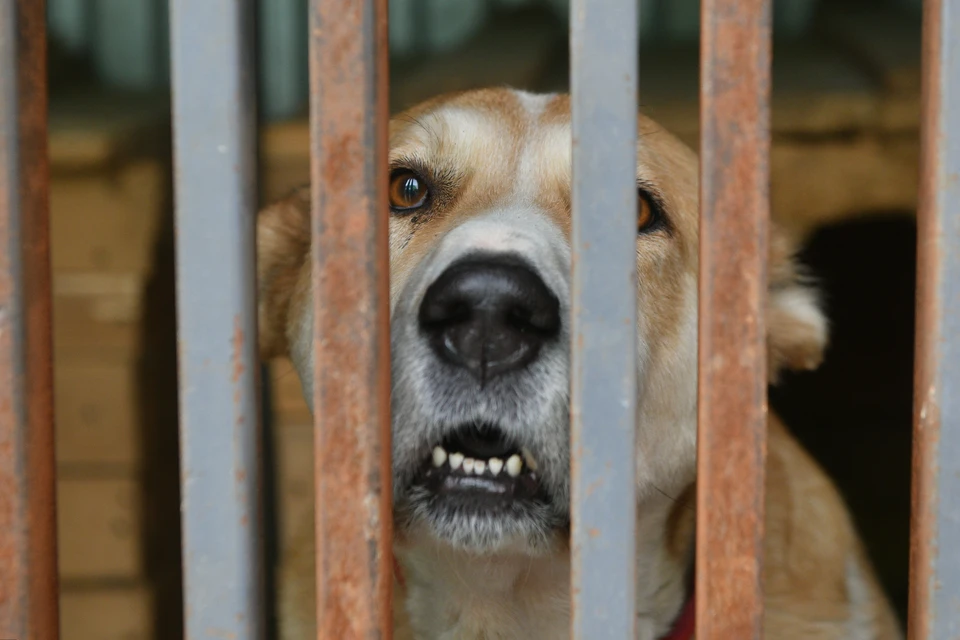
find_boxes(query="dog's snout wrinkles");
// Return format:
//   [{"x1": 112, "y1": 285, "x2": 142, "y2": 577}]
[{"x1": 419, "y1": 255, "x2": 560, "y2": 382}]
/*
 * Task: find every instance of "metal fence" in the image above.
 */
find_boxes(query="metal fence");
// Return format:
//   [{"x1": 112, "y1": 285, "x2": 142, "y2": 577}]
[{"x1": 0, "y1": 0, "x2": 956, "y2": 638}]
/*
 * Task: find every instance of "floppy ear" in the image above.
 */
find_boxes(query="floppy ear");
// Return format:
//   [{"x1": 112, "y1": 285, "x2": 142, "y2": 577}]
[
  {"x1": 766, "y1": 225, "x2": 829, "y2": 384},
  {"x1": 257, "y1": 185, "x2": 311, "y2": 360}
]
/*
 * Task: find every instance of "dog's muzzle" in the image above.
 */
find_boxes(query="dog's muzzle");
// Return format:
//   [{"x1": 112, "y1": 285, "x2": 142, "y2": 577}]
[
  {"x1": 390, "y1": 215, "x2": 572, "y2": 550},
  {"x1": 411, "y1": 255, "x2": 558, "y2": 506}
]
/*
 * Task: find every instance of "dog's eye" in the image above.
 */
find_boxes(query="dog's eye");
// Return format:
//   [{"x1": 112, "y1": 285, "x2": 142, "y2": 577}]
[
  {"x1": 389, "y1": 169, "x2": 428, "y2": 212},
  {"x1": 637, "y1": 190, "x2": 660, "y2": 233}
]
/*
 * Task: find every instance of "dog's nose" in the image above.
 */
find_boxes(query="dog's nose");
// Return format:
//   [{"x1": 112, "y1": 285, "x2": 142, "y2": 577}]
[{"x1": 419, "y1": 256, "x2": 561, "y2": 382}]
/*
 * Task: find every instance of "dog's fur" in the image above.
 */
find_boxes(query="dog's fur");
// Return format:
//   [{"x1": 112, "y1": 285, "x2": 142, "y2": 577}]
[{"x1": 257, "y1": 88, "x2": 902, "y2": 639}]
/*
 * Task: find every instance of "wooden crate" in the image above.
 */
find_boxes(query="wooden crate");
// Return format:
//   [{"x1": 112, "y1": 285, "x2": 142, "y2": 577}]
[
  {"x1": 49, "y1": 89, "x2": 168, "y2": 593},
  {"x1": 54, "y1": 272, "x2": 144, "y2": 356},
  {"x1": 55, "y1": 353, "x2": 141, "y2": 469},
  {"x1": 58, "y1": 476, "x2": 142, "y2": 582},
  {"x1": 276, "y1": 422, "x2": 314, "y2": 553},
  {"x1": 260, "y1": 120, "x2": 310, "y2": 205},
  {"x1": 50, "y1": 160, "x2": 165, "y2": 274},
  {"x1": 61, "y1": 584, "x2": 153, "y2": 640},
  {"x1": 268, "y1": 358, "x2": 310, "y2": 425}
]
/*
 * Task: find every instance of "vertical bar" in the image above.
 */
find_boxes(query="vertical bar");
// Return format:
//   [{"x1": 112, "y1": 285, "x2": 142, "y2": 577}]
[
  {"x1": 908, "y1": 0, "x2": 960, "y2": 637},
  {"x1": 169, "y1": 0, "x2": 263, "y2": 637},
  {"x1": 309, "y1": 0, "x2": 392, "y2": 638},
  {"x1": 0, "y1": 1, "x2": 59, "y2": 638},
  {"x1": 697, "y1": 1, "x2": 772, "y2": 638},
  {"x1": 569, "y1": 0, "x2": 639, "y2": 636}
]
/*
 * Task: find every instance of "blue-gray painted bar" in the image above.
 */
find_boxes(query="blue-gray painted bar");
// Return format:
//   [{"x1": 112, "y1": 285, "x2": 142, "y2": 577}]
[
  {"x1": 908, "y1": 0, "x2": 960, "y2": 638},
  {"x1": 569, "y1": 0, "x2": 639, "y2": 636},
  {"x1": 169, "y1": 0, "x2": 263, "y2": 637}
]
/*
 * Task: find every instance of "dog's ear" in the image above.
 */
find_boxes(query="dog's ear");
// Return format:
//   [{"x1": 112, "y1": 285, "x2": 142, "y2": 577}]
[
  {"x1": 766, "y1": 226, "x2": 828, "y2": 384},
  {"x1": 257, "y1": 186, "x2": 311, "y2": 360}
]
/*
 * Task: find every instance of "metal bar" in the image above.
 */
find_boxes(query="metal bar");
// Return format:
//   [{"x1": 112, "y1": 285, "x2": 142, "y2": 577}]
[
  {"x1": 696, "y1": 1, "x2": 772, "y2": 638},
  {"x1": 169, "y1": 0, "x2": 263, "y2": 637},
  {"x1": 908, "y1": 0, "x2": 960, "y2": 637},
  {"x1": 569, "y1": 0, "x2": 639, "y2": 636},
  {"x1": 0, "y1": 1, "x2": 59, "y2": 638},
  {"x1": 308, "y1": 0, "x2": 392, "y2": 638}
]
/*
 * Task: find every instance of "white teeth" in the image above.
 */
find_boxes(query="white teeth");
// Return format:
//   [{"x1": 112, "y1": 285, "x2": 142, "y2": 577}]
[
  {"x1": 521, "y1": 447, "x2": 538, "y2": 471},
  {"x1": 506, "y1": 454, "x2": 523, "y2": 478},
  {"x1": 444, "y1": 453, "x2": 512, "y2": 476}
]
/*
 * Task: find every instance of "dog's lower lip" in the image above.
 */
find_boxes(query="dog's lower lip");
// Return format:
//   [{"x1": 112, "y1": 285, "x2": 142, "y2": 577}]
[{"x1": 441, "y1": 475, "x2": 509, "y2": 495}]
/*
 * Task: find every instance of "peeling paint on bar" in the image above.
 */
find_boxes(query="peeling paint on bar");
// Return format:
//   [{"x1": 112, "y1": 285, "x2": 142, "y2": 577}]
[
  {"x1": 697, "y1": 1, "x2": 772, "y2": 638},
  {"x1": 908, "y1": 0, "x2": 960, "y2": 638},
  {"x1": 569, "y1": 0, "x2": 639, "y2": 637},
  {"x1": 0, "y1": 1, "x2": 59, "y2": 638},
  {"x1": 308, "y1": 0, "x2": 393, "y2": 638},
  {"x1": 169, "y1": 0, "x2": 264, "y2": 637}
]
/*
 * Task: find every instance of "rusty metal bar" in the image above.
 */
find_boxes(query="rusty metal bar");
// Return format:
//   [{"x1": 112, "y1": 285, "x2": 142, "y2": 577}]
[
  {"x1": 696, "y1": 1, "x2": 772, "y2": 638},
  {"x1": 169, "y1": 0, "x2": 264, "y2": 637},
  {"x1": 308, "y1": 0, "x2": 393, "y2": 637},
  {"x1": 908, "y1": 0, "x2": 960, "y2": 637},
  {"x1": 569, "y1": 0, "x2": 639, "y2": 636},
  {"x1": 0, "y1": 1, "x2": 59, "y2": 638}
]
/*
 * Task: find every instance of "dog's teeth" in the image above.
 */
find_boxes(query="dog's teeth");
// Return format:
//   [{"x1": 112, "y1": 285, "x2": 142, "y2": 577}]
[
  {"x1": 463, "y1": 458, "x2": 476, "y2": 474},
  {"x1": 432, "y1": 447, "x2": 447, "y2": 468},
  {"x1": 474, "y1": 460, "x2": 486, "y2": 475},
  {"x1": 488, "y1": 458, "x2": 504, "y2": 476},
  {"x1": 506, "y1": 455, "x2": 523, "y2": 477},
  {"x1": 449, "y1": 453, "x2": 464, "y2": 470},
  {"x1": 521, "y1": 447, "x2": 538, "y2": 471}
]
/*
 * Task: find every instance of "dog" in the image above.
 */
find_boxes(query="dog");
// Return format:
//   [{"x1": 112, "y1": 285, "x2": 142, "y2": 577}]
[{"x1": 256, "y1": 88, "x2": 903, "y2": 639}]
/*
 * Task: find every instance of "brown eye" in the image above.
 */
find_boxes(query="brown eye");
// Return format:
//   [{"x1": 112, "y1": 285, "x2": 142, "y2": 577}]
[
  {"x1": 637, "y1": 190, "x2": 659, "y2": 233},
  {"x1": 389, "y1": 169, "x2": 428, "y2": 211}
]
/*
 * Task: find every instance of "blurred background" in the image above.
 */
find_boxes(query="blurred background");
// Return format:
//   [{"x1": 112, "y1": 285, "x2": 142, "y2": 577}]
[{"x1": 47, "y1": 0, "x2": 921, "y2": 638}]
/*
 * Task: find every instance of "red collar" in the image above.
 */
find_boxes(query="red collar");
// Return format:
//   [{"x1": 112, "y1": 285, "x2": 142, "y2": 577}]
[
  {"x1": 659, "y1": 584, "x2": 695, "y2": 640},
  {"x1": 393, "y1": 555, "x2": 405, "y2": 587},
  {"x1": 395, "y1": 557, "x2": 695, "y2": 640}
]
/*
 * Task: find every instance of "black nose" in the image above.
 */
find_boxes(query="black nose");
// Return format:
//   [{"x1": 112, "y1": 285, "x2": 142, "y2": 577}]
[{"x1": 418, "y1": 256, "x2": 561, "y2": 383}]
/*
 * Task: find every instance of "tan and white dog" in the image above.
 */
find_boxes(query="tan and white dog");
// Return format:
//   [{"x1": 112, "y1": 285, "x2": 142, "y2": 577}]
[{"x1": 256, "y1": 88, "x2": 902, "y2": 639}]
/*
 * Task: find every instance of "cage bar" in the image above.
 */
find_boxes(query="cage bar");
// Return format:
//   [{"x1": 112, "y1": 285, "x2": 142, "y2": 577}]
[
  {"x1": 569, "y1": 0, "x2": 640, "y2": 637},
  {"x1": 696, "y1": 1, "x2": 772, "y2": 638},
  {"x1": 0, "y1": 1, "x2": 58, "y2": 638},
  {"x1": 169, "y1": 0, "x2": 264, "y2": 637},
  {"x1": 308, "y1": 0, "x2": 393, "y2": 637},
  {"x1": 908, "y1": 0, "x2": 960, "y2": 638}
]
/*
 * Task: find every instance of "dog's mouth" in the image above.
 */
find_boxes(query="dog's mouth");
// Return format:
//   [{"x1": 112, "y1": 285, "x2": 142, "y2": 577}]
[
  {"x1": 412, "y1": 423, "x2": 546, "y2": 506},
  {"x1": 399, "y1": 422, "x2": 565, "y2": 551}
]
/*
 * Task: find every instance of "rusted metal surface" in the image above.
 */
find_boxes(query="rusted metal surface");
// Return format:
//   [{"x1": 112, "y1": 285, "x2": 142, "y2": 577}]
[
  {"x1": 0, "y1": 1, "x2": 59, "y2": 638},
  {"x1": 697, "y1": 1, "x2": 772, "y2": 638},
  {"x1": 908, "y1": 0, "x2": 960, "y2": 638},
  {"x1": 169, "y1": 0, "x2": 264, "y2": 637},
  {"x1": 309, "y1": 0, "x2": 393, "y2": 637},
  {"x1": 568, "y1": 0, "x2": 639, "y2": 637}
]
